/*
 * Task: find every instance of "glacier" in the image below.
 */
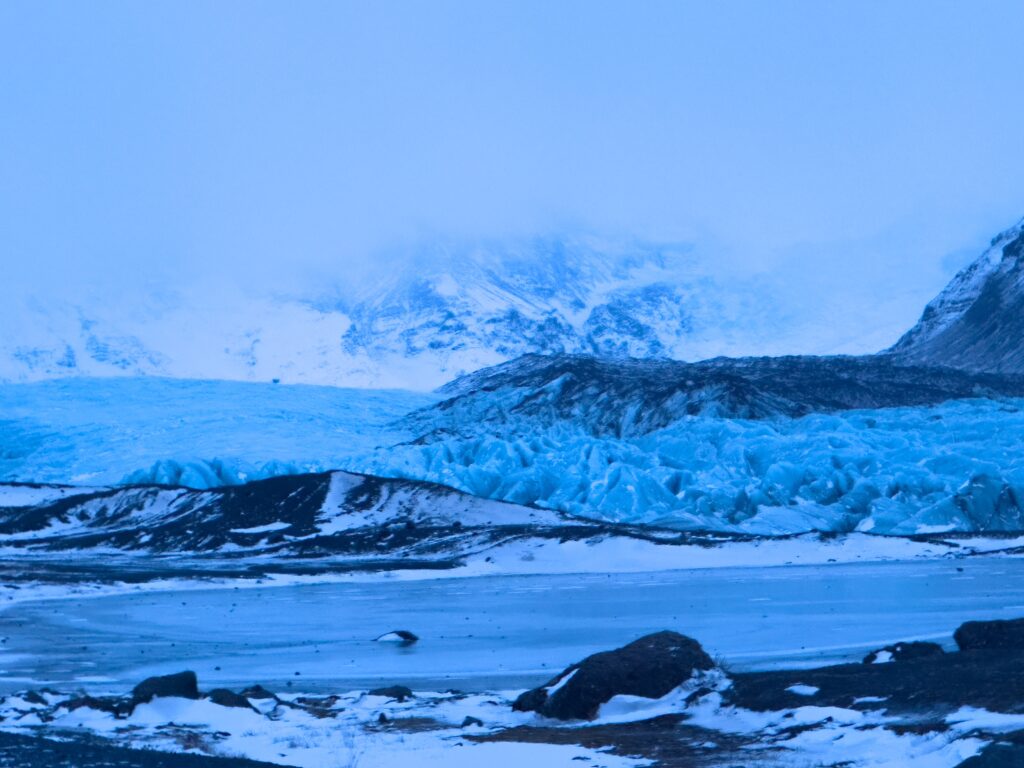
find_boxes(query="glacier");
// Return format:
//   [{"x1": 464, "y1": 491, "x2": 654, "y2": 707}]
[
  {"x1": 2, "y1": 377, "x2": 1024, "y2": 536},
  {"x1": 0, "y1": 377, "x2": 436, "y2": 488},
  {"x1": 364, "y1": 398, "x2": 1024, "y2": 535}
]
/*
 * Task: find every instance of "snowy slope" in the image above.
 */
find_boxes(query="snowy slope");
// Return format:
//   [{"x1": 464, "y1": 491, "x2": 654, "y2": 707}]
[
  {"x1": 891, "y1": 217, "x2": 1024, "y2": 373},
  {"x1": 0, "y1": 471, "x2": 559, "y2": 554}
]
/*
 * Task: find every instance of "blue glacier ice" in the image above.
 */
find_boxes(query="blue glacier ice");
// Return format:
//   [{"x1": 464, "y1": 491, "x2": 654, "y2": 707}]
[
  {"x1": 362, "y1": 399, "x2": 1024, "y2": 535},
  {"x1": 2, "y1": 377, "x2": 1024, "y2": 535},
  {"x1": 0, "y1": 378, "x2": 436, "y2": 488}
]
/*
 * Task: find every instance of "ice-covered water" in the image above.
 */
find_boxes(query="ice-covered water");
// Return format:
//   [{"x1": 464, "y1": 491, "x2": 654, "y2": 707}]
[{"x1": 2, "y1": 559, "x2": 1023, "y2": 694}]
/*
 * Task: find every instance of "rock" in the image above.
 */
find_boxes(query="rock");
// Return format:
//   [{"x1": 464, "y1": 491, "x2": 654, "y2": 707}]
[
  {"x1": 369, "y1": 685, "x2": 413, "y2": 702},
  {"x1": 207, "y1": 688, "x2": 255, "y2": 710},
  {"x1": 131, "y1": 671, "x2": 199, "y2": 706},
  {"x1": 461, "y1": 716, "x2": 484, "y2": 728},
  {"x1": 60, "y1": 695, "x2": 131, "y2": 717},
  {"x1": 21, "y1": 691, "x2": 47, "y2": 705},
  {"x1": 863, "y1": 641, "x2": 945, "y2": 664},
  {"x1": 374, "y1": 630, "x2": 419, "y2": 646},
  {"x1": 239, "y1": 684, "x2": 278, "y2": 700},
  {"x1": 955, "y1": 618, "x2": 1024, "y2": 651},
  {"x1": 513, "y1": 631, "x2": 715, "y2": 721}
]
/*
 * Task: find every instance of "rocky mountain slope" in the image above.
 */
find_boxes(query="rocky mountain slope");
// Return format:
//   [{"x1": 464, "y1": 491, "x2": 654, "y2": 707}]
[{"x1": 891, "y1": 218, "x2": 1024, "y2": 373}]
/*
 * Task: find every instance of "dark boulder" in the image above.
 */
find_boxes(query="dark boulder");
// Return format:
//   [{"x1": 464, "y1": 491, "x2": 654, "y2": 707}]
[
  {"x1": 369, "y1": 685, "x2": 413, "y2": 702},
  {"x1": 512, "y1": 631, "x2": 715, "y2": 721},
  {"x1": 21, "y1": 691, "x2": 47, "y2": 706},
  {"x1": 207, "y1": 688, "x2": 256, "y2": 710},
  {"x1": 863, "y1": 641, "x2": 945, "y2": 664},
  {"x1": 240, "y1": 684, "x2": 278, "y2": 701},
  {"x1": 374, "y1": 630, "x2": 419, "y2": 646},
  {"x1": 131, "y1": 671, "x2": 199, "y2": 706},
  {"x1": 955, "y1": 618, "x2": 1024, "y2": 651},
  {"x1": 60, "y1": 695, "x2": 132, "y2": 717},
  {"x1": 461, "y1": 716, "x2": 484, "y2": 728}
]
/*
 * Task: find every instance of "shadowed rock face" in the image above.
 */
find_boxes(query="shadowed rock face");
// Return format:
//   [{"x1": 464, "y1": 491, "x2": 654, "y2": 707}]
[
  {"x1": 512, "y1": 631, "x2": 715, "y2": 721},
  {"x1": 955, "y1": 618, "x2": 1024, "y2": 651},
  {"x1": 892, "y1": 220, "x2": 1024, "y2": 374},
  {"x1": 132, "y1": 671, "x2": 199, "y2": 706}
]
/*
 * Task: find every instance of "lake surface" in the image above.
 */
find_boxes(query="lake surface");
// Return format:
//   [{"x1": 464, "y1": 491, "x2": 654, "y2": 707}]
[{"x1": 2, "y1": 558, "x2": 1022, "y2": 694}]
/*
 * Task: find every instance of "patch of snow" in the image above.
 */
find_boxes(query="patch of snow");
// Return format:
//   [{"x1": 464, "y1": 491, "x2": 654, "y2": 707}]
[
  {"x1": 786, "y1": 684, "x2": 820, "y2": 696},
  {"x1": 228, "y1": 522, "x2": 292, "y2": 534},
  {"x1": 1, "y1": 689, "x2": 649, "y2": 768},
  {"x1": 946, "y1": 706, "x2": 1024, "y2": 733},
  {"x1": 544, "y1": 668, "x2": 578, "y2": 697}
]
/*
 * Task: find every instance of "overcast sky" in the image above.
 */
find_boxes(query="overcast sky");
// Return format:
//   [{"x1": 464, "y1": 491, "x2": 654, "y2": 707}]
[{"x1": 2, "y1": 1, "x2": 1023, "y2": 300}]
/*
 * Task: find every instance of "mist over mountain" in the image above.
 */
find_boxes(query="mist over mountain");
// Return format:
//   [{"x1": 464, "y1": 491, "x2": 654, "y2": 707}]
[{"x1": 0, "y1": 232, "x2": 952, "y2": 391}]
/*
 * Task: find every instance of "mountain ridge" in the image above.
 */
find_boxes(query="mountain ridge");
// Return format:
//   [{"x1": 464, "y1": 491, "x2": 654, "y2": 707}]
[{"x1": 891, "y1": 217, "x2": 1024, "y2": 373}]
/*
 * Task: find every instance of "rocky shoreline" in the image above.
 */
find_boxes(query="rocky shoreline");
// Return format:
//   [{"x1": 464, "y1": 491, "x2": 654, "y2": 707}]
[{"x1": 6, "y1": 617, "x2": 1024, "y2": 766}]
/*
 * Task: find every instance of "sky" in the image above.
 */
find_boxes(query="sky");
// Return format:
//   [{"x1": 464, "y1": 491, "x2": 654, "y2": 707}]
[{"x1": 2, "y1": 1, "x2": 1024, "y2": 310}]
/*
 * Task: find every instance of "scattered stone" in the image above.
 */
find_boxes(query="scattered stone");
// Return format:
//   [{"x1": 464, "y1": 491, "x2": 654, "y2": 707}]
[
  {"x1": 295, "y1": 695, "x2": 340, "y2": 708},
  {"x1": 513, "y1": 631, "x2": 716, "y2": 721},
  {"x1": 378, "y1": 712, "x2": 389, "y2": 724},
  {"x1": 132, "y1": 671, "x2": 199, "y2": 706},
  {"x1": 207, "y1": 688, "x2": 255, "y2": 710},
  {"x1": 955, "y1": 618, "x2": 1024, "y2": 651},
  {"x1": 60, "y1": 695, "x2": 131, "y2": 718},
  {"x1": 239, "y1": 685, "x2": 278, "y2": 701},
  {"x1": 21, "y1": 691, "x2": 47, "y2": 706},
  {"x1": 863, "y1": 641, "x2": 945, "y2": 664},
  {"x1": 461, "y1": 716, "x2": 484, "y2": 728},
  {"x1": 374, "y1": 630, "x2": 419, "y2": 646},
  {"x1": 369, "y1": 686, "x2": 413, "y2": 702}
]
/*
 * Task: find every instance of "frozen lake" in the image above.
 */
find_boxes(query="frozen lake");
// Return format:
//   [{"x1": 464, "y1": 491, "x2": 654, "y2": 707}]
[{"x1": 2, "y1": 558, "x2": 1023, "y2": 694}]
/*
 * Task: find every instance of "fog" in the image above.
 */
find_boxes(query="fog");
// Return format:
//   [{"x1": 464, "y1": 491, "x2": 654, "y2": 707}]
[{"x1": 2, "y1": 0, "x2": 1023, "y2": 313}]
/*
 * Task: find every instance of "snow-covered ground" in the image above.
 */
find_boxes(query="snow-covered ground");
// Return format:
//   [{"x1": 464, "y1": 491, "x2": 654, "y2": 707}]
[
  {"x1": 0, "y1": 667, "x2": 1005, "y2": 768},
  {"x1": 0, "y1": 688, "x2": 648, "y2": 768}
]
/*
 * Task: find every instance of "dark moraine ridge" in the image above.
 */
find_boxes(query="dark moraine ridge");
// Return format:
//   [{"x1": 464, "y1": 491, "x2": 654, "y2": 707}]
[{"x1": 416, "y1": 352, "x2": 1024, "y2": 437}]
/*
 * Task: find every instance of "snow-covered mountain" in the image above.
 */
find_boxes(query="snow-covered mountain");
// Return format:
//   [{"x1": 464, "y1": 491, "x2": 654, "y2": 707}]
[
  {"x1": 891, "y1": 217, "x2": 1024, "y2": 373},
  {"x1": 0, "y1": 235, "x2": 863, "y2": 390}
]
